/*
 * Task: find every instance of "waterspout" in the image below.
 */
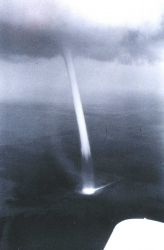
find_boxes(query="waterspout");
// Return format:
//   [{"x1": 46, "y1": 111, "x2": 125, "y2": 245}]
[{"x1": 62, "y1": 47, "x2": 95, "y2": 191}]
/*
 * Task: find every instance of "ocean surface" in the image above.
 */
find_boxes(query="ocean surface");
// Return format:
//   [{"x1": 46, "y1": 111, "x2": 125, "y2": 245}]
[{"x1": 0, "y1": 95, "x2": 164, "y2": 249}]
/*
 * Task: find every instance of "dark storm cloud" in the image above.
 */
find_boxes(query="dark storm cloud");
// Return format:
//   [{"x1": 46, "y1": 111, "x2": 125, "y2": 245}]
[
  {"x1": 62, "y1": 20, "x2": 164, "y2": 63},
  {"x1": 0, "y1": 22, "x2": 61, "y2": 58},
  {"x1": 0, "y1": 12, "x2": 164, "y2": 62},
  {"x1": 67, "y1": 27, "x2": 159, "y2": 63}
]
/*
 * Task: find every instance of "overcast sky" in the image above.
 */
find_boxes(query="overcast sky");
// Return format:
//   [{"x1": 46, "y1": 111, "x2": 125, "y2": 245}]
[{"x1": 0, "y1": 0, "x2": 164, "y2": 103}]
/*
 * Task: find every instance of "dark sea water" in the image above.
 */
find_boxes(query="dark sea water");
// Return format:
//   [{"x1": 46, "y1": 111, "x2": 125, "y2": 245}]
[{"x1": 0, "y1": 95, "x2": 164, "y2": 249}]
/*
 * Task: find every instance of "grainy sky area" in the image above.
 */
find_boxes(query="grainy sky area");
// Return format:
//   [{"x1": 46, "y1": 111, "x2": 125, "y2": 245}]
[{"x1": 0, "y1": 0, "x2": 164, "y2": 103}]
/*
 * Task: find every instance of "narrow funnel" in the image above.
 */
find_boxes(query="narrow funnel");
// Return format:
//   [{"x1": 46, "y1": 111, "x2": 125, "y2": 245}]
[{"x1": 62, "y1": 47, "x2": 95, "y2": 191}]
